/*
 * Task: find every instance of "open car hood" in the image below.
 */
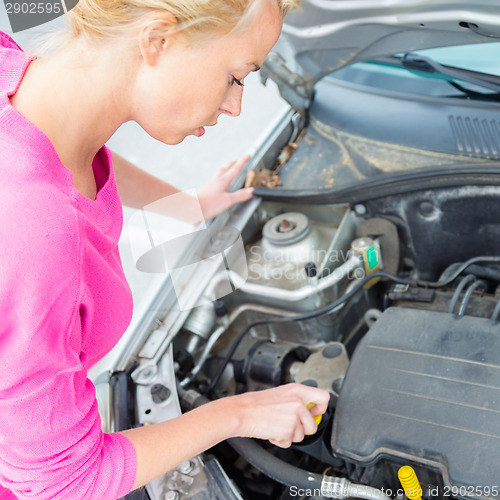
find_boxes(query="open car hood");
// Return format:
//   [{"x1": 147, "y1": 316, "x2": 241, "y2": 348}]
[{"x1": 263, "y1": 0, "x2": 500, "y2": 112}]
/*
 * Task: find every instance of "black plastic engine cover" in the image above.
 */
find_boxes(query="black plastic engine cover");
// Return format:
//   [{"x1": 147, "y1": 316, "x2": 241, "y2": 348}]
[{"x1": 331, "y1": 307, "x2": 500, "y2": 495}]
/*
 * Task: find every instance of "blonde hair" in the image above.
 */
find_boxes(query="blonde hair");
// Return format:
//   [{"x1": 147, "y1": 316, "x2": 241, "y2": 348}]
[{"x1": 49, "y1": 0, "x2": 300, "y2": 47}]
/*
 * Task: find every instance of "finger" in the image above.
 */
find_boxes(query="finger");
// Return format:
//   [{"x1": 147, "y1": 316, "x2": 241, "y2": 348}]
[
  {"x1": 310, "y1": 394, "x2": 330, "y2": 416},
  {"x1": 307, "y1": 403, "x2": 323, "y2": 426},
  {"x1": 292, "y1": 425, "x2": 305, "y2": 443},
  {"x1": 223, "y1": 155, "x2": 251, "y2": 178},
  {"x1": 300, "y1": 406, "x2": 318, "y2": 436},
  {"x1": 270, "y1": 439, "x2": 292, "y2": 448},
  {"x1": 216, "y1": 160, "x2": 237, "y2": 176},
  {"x1": 293, "y1": 384, "x2": 331, "y2": 413},
  {"x1": 230, "y1": 188, "x2": 254, "y2": 204},
  {"x1": 308, "y1": 404, "x2": 323, "y2": 417}
]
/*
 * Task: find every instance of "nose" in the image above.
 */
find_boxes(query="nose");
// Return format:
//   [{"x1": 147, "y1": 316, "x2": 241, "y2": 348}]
[{"x1": 220, "y1": 84, "x2": 243, "y2": 117}]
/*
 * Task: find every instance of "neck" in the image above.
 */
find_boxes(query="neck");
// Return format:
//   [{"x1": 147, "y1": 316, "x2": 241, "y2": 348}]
[{"x1": 10, "y1": 37, "x2": 133, "y2": 181}]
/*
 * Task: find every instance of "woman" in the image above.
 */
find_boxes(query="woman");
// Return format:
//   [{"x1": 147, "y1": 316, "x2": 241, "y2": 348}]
[{"x1": 0, "y1": 0, "x2": 330, "y2": 498}]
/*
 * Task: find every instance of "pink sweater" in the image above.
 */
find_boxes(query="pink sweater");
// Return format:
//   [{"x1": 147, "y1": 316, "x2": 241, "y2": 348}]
[{"x1": 0, "y1": 32, "x2": 137, "y2": 498}]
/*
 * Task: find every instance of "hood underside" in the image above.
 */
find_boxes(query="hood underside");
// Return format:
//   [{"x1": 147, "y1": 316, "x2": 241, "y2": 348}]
[{"x1": 262, "y1": 0, "x2": 500, "y2": 112}]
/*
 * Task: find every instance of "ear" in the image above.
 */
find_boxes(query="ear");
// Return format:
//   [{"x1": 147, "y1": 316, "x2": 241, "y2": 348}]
[{"x1": 138, "y1": 11, "x2": 178, "y2": 66}]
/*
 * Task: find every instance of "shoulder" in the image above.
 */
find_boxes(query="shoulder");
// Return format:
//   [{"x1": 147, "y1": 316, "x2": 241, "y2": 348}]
[
  {"x1": 0, "y1": 31, "x2": 23, "y2": 51},
  {"x1": 0, "y1": 31, "x2": 33, "y2": 98}
]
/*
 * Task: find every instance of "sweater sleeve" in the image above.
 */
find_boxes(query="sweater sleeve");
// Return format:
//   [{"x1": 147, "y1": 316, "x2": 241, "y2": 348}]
[{"x1": 0, "y1": 190, "x2": 136, "y2": 499}]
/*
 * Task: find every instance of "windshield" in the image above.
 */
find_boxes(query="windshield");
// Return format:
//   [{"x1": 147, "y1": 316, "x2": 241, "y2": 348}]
[
  {"x1": 416, "y1": 43, "x2": 500, "y2": 76},
  {"x1": 329, "y1": 43, "x2": 500, "y2": 98}
]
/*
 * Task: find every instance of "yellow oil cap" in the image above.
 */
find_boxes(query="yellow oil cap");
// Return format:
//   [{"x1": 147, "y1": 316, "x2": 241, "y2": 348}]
[
  {"x1": 398, "y1": 465, "x2": 422, "y2": 500},
  {"x1": 307, "y1": 403, "x2": 323, "y2": 426}
]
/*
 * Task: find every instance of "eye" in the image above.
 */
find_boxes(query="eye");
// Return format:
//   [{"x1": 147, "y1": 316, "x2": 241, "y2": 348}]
[{"x1": 231, "y1": 76, "x2": 245, "y2": 87}]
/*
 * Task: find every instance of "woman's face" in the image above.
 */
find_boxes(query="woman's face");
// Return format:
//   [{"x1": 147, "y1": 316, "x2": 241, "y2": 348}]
[{"x1": 132, "y1": 1, "x2": 283, "y2": 145}]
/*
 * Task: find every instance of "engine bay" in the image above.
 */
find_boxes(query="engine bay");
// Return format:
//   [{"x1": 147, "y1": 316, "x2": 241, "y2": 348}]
[
  {"x1": 133, "y1": 180, "x2": 500, "y2": 500},
  {"x1": 111, "y1": 140, "x2": 500, "y2": 500}
]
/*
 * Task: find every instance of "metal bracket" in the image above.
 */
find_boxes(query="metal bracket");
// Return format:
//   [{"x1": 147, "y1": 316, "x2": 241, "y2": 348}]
[
  {"x1": 261, "y1": 52, "x2": 311, "y2": 116},
  {"x1": 131, "y1": 325, "x2": 177, "y2": 385}
]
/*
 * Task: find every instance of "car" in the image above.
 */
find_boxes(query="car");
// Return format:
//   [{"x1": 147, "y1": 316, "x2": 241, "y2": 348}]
[{"x1": 88, "y1": 1, "x2": 500, "y2": 499}]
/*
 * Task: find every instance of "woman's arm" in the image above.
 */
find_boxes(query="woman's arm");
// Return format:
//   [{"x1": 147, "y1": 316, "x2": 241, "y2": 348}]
[
  {"x1": 111, "y1": 151, "x2": 254, "y2": 223},
  {"x1": 112, "y1": 151, "x2": 182, "y2": 210},
  {"x1": 122, "y1": 383, "x2": 330, "y2": 491}
]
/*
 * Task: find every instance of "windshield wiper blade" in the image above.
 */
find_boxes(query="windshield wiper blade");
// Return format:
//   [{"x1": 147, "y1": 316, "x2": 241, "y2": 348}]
[{"x1": 401, "y1": 52, "x2": 500, "y2": 94}]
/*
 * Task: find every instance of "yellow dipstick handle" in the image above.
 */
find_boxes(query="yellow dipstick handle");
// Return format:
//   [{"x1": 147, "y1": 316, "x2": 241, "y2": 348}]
[
  {"x1": 307, "y1": 403, "x2": 323, "y2": 426},
  {"x1": 398, "y1": 466, "x2": 422, "y2": 500}
]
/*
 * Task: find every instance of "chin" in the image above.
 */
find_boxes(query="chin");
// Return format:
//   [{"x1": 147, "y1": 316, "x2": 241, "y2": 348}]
[
  {"x1": 136, "y1": 122, "x2": 187, "y2": 145},
  {"x1": 156, "y1": 132, "x2": 187, "y2": 146},
  {"x1": 165, "y1": 136, "x2": 186, "y2": 145}
]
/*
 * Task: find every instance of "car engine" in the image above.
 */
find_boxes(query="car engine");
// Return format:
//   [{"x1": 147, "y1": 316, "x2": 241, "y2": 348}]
[
  {"x1": 115, "y1": 171, "x2": 500, "y2": 500},
  {"x1": 143, "y1": 178, "x2": 500, "y2": 500},
  {"x1": 332, "y1": 306, "x2": 500, "y2": 496}
]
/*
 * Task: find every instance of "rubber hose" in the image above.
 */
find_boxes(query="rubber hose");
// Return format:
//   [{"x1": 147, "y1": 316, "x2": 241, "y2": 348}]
[
  {"x1": 458, "y1": 279, "x2": 486, "y2": 316},
  {"x1": 448, "y1": 274, "x2": 476, "y2": 314},
  {"x1": 491, "y1": 298, "x2": 500, "y2": 321},
  {"x1": 227, "y1": 436, "x2": 323, "y2": 490}
]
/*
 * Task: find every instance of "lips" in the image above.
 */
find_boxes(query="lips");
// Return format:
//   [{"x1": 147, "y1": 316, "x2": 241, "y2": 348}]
[{"x1": 195, "y1": 121, "x2": 218, "y2": 137}]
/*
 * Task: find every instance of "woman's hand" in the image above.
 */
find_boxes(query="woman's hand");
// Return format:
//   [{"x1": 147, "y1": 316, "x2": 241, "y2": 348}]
[
  {"x1": 227, "y1": 383, "x2": 331, "y2": 448},
  {"x1": 197, "y1": 155, "x2": 254, "y2": 221},
  {"x1": 123, "y1": 383, "x2": 330, "y2": 490}
]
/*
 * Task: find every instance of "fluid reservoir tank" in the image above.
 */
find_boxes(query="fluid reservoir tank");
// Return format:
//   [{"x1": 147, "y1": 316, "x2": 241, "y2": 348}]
[{"x1": 246, "y1": 212, "x2": 337, "y2": 291}]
